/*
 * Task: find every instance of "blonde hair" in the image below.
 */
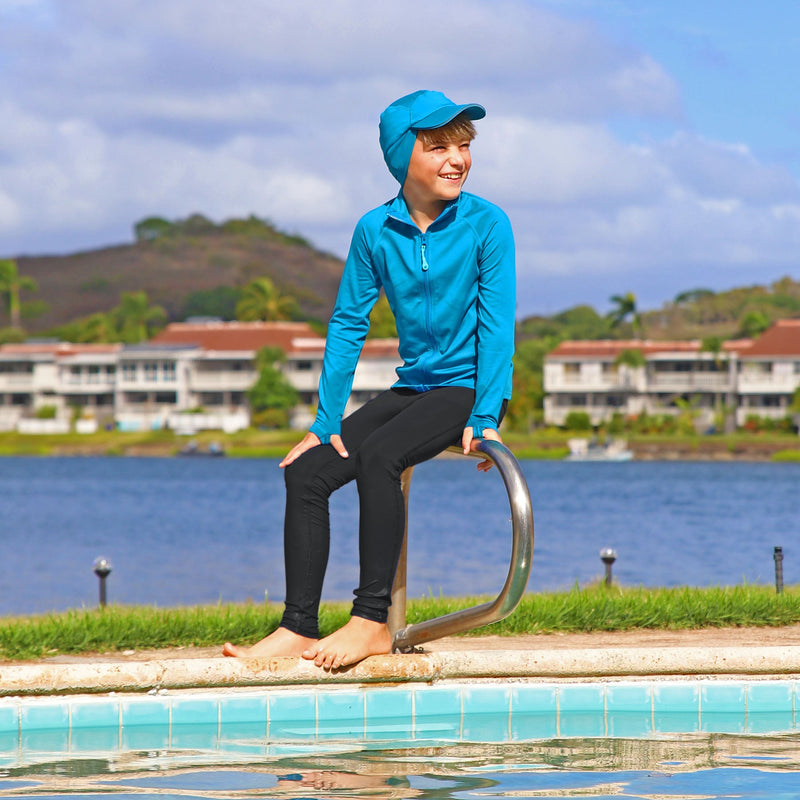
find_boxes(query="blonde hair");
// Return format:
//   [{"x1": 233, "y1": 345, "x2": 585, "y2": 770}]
[{"x1": 416, "y1": 112, "x2": 477, "y2": 146}]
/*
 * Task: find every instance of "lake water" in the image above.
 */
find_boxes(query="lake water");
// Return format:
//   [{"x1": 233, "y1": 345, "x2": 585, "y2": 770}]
[{"x1": 0, "y1": 456, "x2": 797, "y2": 616}]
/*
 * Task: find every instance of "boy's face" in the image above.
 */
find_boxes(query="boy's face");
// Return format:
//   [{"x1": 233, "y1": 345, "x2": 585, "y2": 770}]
[{"x1": 403, "y1": 133, "x2": 472, "y2": 208}]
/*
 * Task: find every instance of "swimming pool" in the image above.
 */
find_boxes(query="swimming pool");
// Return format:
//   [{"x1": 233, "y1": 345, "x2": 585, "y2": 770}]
[{"x1": 2, "y1": 678, "x2": 799, "y2": 798}]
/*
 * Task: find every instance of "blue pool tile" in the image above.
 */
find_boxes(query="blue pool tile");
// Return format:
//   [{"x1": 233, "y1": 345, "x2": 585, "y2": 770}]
[
  {"x1": 606, "y1": 684, "x2": 652, "y2": 713},
  {"x1": 607, "y1": 711, "x2": 652, "y2": 737},
  {"x1": 653, "y1": 682, "x2": 700, "y2": 733},
  {"x1": 511, "y1": 685, "x2": 558, "y2": 714},
  {"x1": 559, "y1": 685, "x2": 605, "y2": 713},
  {"x1": 71, "y1": 726, "x2": 119, "y2": 753},
  {"x1": 20, "y1": 701, "x2": 69, "y2": 731},
  {"x1": 559, "y1": 685, "x2": 606, "y2": 738},
  {"x1": 0, "y1": 732, "x2": 18, "y2": 756},
  {"x1": 171, "y1": 696, "x2": 219, "y2": 727},
  {"x1": 122, "y1": 724, "x2": 169, "y2": 751},
  {"x1": 653, "y1": 683, "x2": 700, "y2": 713},
  {"x1": 462, "y1": 685, "x2": 511, "y2": 716},
  {"x1": 365, "y1": 687, "x2": 413, "y2": 721},
  {"x1": 21, "y1": 729, "x2": 69, "y2": 753},
  {"x1": 219, "y1": 694, "x2": 267, "y2": 726},
  {"x1": 463, "y1": 712, "x2": 510, "y2": 742},
  {"x1": 701, "y1": 684, "x2": 746, "y2": 733},
  {"x1": 0, "y1": 703, "x2": 18, "y2": 734},
  {"x1": 746, "y1": 682, "x2": 795, "y2": 733},
  {"x1": 218, "y1": 722, "x2": 270, "y2": 752},
  {"x1": 121, "y1": 697, "x2": 169, "y2": 728},
  {"x1": 70, "y1": 699, "x2": 120, "y2": 729},
  {"x1": 413, "y1": 686, "x2": 462, "y2": 741},
  {"x1": 654, "y1": 711, "x2": 700, "y2": 734},
  {"x1": 317, "y1": 690, "x2": 365, "y2": 738},
  {"x1": 747, "y1": 711, "x2": 795, "y2": 734},
  {"x1": 701, "y1": 684, "x2": 746, "y2": 715},
  {"x1": 510, "y1": 685, "x2": 558, "y2": 741},
  {"x1": 746, "y1": 682, "x2": 794, "y2": 713},
  {"x1": 268, "y1": 690, "x2": 317, "y2": 740},
  {"x1": 461, "y1": 686, "x2": 512, "y2": 742},
  {"x1": 170, "y1": 723, "x2": 219, "y2": 750}
]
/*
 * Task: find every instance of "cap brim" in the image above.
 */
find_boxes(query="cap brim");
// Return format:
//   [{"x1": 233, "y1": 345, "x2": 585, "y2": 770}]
[{"x1": 412, "y1": 102, "x2": 486, "y2": 131}]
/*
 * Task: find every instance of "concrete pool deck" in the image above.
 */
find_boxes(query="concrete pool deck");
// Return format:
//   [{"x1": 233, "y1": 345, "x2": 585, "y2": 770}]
[{"x1": 2, "y1": 626, "x2": 800, "y2": 696}]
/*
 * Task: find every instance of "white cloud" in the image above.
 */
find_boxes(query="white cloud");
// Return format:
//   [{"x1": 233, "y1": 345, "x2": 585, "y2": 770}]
[{"x1": 0, "y1": 0, "x2": 798, "y2": 313}]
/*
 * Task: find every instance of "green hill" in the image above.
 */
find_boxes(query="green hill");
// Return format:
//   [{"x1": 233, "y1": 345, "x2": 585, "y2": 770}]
[{"x1": 14, "y1": 214, "x2": 344, "y2": 333}]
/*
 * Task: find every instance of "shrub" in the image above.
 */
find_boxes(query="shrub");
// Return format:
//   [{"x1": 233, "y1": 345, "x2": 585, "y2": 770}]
[{"x1": 564, "y1": 411, "x2": 592, "y2": 431}]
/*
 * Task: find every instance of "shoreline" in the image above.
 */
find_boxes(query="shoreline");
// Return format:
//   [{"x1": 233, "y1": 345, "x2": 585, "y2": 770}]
[{"x1": 0, "y1": 433, "x2": 797, "y2": 461}]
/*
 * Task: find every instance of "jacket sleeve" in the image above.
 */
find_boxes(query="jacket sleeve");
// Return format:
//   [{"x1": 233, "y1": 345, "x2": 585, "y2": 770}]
[
  {"x1": 465, "y1": 209, "x2": 516, "y2": 437},
  {"x1": 309, "y1": 219, "x2": 381, "y2": 443}
]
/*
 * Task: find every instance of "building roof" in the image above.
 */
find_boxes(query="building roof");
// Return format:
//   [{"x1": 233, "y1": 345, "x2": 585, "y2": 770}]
[
  {"x1": 547, "y1": 338, "x2": 752, "y2": 359},
  {"x1": 149, "y1": 321, "x2": 401, "y2": 360},
  {"x1": 149, "y1": 321, "x2": 322, "y2": 353},
  {"x1": 0, "y1": 342, "x2": 121, "y2": 357},
  {"x1": 742, "y1": 319, "x2": 800, "y2": 357}
]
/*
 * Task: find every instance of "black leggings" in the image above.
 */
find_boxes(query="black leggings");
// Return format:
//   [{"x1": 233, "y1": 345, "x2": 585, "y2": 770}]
[{"x1": 280, "y1": 386, "x2": 500, "y2": 638}]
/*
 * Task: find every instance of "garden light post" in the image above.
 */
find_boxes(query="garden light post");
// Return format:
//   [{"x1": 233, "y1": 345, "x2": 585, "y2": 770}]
[
  {"x1": 93, "y1": 556, "x2": 112, "y2": 607},
  {"x1": 600, "y1": 548, "x2": 617, "y2": 587},
  {"x1": 774, "y1": 546, "x2": 784, "y2": 595}
]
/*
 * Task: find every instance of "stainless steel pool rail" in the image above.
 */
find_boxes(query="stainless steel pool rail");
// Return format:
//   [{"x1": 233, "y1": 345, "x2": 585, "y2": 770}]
[{"x1": 389, "y1": 439, "x2": 534, "y2": 653}]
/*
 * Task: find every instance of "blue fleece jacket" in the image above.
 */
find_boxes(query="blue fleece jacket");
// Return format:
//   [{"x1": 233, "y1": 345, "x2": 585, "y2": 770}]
[{"x1": 309, "y1": 190, "x2": 515, "y2": 442}]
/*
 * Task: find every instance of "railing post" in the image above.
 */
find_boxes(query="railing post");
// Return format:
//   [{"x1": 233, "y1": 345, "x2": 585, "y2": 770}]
[{"x1": 387, "y1": 466, "x2": 414, "y2": 638}]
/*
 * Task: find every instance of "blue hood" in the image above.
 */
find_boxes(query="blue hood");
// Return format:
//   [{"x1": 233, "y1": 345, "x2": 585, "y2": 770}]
[{"x1": 378, "y1": 90, "x2": 485, "y2": 185}]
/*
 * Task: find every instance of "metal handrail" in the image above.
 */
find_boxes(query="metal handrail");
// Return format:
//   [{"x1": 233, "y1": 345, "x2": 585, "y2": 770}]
[{"x1": 390, "y1": 439, "x2": 534, "y2": 653}]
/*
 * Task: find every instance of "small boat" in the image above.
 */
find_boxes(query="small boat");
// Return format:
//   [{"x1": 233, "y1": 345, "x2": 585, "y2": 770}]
[
  {"x1": 566, "y1": 437, "x2": 633, "y2": 461},
  {"x1": 178, "y1": 440, "x2": 225, "y2": 457}
]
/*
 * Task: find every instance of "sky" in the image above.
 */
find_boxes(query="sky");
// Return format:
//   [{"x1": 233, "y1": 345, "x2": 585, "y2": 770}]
[{"x1": 1, "y1": 0, "x2": 799, "y2": 318}]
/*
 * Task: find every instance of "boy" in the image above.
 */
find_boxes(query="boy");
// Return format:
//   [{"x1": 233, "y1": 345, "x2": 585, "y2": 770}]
[{"x1": 224, "y1": 90, "x2": 515, "y2": 668}]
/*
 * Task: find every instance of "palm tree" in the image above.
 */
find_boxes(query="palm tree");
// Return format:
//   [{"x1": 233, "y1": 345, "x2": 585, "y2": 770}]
[
  {"x1": 0, "y1": 259, "x2": 37, "y2": 329},
  {"x1": 235, "y1": 277, "x2": 297, "y2": 322},
  {"x1": 111, "y1": 291, "x2": 167, "y2": 343},
  {"x1": 607, "y1": 292, "x2": 644, "y2": 338}
]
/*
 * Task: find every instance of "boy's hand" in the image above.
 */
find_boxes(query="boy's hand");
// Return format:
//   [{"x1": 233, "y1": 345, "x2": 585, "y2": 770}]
[
  {"x1": 461, "y1": 426, "x2": 502, "y2": 472},
  {"x1": 280, "y1": 432, "x2": 349, "y2": 468}
]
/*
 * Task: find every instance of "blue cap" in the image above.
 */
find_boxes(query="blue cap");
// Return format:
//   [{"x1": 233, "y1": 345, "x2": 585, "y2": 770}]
[{"x1": 379, "y1": 90, "x2": 486, "y2": 185}]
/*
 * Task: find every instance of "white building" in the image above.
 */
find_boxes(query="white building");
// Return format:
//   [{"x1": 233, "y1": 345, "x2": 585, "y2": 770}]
[
  {"x1": 543, "y1": 320, "x2": 800, "y2": 428},
  {"x1": 0, "y1": 321, "x2": 402, "y2": 433}
]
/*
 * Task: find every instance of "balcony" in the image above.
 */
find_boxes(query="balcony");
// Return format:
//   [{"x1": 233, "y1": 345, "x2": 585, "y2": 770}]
[
  {"x1": 188, "y1": 371, "x2": 256, "y2": 392},
  {"x1": 648, "y1": 373, "x2": 732, "y2": 391}
]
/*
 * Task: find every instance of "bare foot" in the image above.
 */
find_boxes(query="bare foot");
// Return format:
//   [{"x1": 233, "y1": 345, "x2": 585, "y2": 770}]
[
  {"x1": 302, "y1": 617, "x2": 391, "y2": 670},
  {"x1": 222, "y1": 626, "x2": 317, "y2": 658}
]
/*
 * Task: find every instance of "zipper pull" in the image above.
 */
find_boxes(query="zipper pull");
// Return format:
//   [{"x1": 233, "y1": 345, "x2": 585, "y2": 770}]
[{"x1": 421, "y1": 241, "x2": 429, "y2": 271}]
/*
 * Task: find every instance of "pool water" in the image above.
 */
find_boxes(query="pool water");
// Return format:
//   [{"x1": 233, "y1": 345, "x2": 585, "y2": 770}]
[{"x1": 2, "y1": 679, "x2": 799, "y2": 799}]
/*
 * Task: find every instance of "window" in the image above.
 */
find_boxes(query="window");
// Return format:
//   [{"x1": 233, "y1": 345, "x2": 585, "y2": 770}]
[
  {"x1": 162, "y1": 362, "x2": 176, "y2": 382},
  {"x1": 122, "y1": 363, "x2": 137, "y2": 381},
  {"x1": 295, "y1": 361, "x2": 313, "y2": 371},
  {"x1": 69, "y1": 366, "x2": 81, "y2": 384},
  {"x1": 87, "y1": 366, "x2": 100, "y2": 384},
  {"x1": 144, "y1": 362, "x2": 158, "y2": 382}
]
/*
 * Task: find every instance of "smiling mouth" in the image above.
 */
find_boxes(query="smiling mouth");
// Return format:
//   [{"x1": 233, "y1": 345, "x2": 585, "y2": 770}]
[{"x1": 440, "y1": 173, "x2": 463, "y2": 181}]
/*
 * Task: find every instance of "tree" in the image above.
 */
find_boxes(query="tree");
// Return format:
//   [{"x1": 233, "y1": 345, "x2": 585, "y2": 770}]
[
  {"x1": 77, "y1": 313, "x2": 118, "y2": 343},
  {"x1": 235, "y1": 277, "x2": 298, "y2": 322},
  {"x1": 367, "y1": 291, "x2": 397, "y2": 338},
  {"x1": 134, "y1": 216, "x2": 174, "y2": 242},
  {"x1": 607, "y1": 292, "x2": 643, "y2": 338},
  {"x1": 700, "y1": 335, "x2": 735, "y2": 432},
  {"x1": 247, "y1": 346, "x2": 299, "y2": 428},
  {"x1": 737, "y1": 310, "x2": 770, "y2": 338},
  {"x1": 181, "y1": 286, "x2": 242, "y2": 321},
  {"x1": 111, "y1": 291, "x2": 167, "y2": 343},
  {"x1": 505, "y1": 339, "x2": 549, "y2": 432},
  {"x1": 0, "y1": 259, "x2": 37, "y2": 329}
]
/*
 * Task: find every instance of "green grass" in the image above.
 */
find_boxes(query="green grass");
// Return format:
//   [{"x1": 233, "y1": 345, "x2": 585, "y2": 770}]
[
  {"x1": 1, "y1": 584, "x2": 797, "y2": 661},
  {"x1": 772, "y1": 449, "x2": 800, "y2": 462}
]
